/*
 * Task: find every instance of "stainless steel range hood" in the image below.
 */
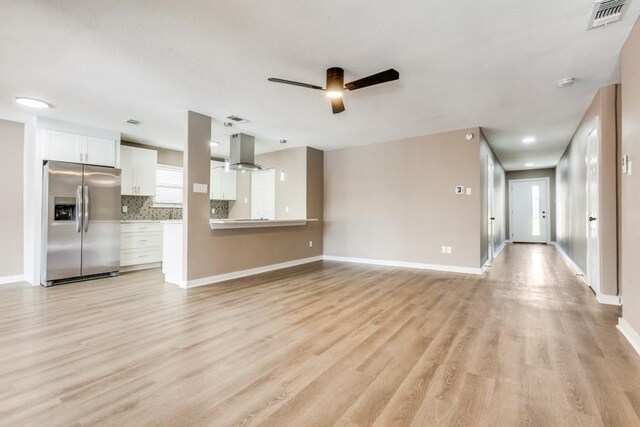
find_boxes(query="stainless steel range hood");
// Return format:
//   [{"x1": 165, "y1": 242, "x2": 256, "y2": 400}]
[{"x1": 229, "y1": 133, "x2": 262, "y2": 171}]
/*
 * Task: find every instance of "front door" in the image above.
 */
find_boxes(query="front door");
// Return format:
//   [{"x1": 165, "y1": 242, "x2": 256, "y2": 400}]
[
  {"x1": 510, "y1": 179, "x2": 549, "y2": 243},
  {"x1": 586, "y1": 128, "x2": 600, "y2": 294}
]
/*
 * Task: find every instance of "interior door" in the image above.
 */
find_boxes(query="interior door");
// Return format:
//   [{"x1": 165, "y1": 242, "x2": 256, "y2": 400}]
[
  {"x1": 81, "y1": 165, "x2": 121, "y2": 276},
  {"x1": 251, "y1": 169, "x2": 275, "y2": 220},
  {"x1": 488, "y1": 160, "x2": 495, "y2": 262},
  {"x1": 586, "y1": 128, "x2": 600, "y2": 294},
  {"x1": 510, "y1": 179, "x2": 548, "y2": 243},
  {"x1": 41, "y1": 161, "x2": 83, "y2": 284}
]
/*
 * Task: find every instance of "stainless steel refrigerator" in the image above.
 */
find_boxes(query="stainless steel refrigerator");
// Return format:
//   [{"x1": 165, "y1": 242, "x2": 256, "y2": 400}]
[{"x1": 41, "y1": 161, "x2": 121, "y2": 287}]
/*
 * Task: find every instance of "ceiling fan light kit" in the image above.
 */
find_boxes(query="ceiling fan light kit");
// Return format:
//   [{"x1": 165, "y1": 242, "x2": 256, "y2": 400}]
[{"x1": 268, "y1": 67, "x2": 399, "y2": 114}]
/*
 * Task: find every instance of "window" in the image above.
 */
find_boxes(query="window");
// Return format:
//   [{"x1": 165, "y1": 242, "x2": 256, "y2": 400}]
[{"x1": 154, "y1": 164, "x2": 183, "y2": 206}]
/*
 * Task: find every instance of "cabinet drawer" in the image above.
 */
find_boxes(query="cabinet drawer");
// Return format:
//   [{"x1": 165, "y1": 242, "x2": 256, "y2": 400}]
[
  {"x1": 121, "y1": 223, "x2": 162, "y2": 233},
  {"x1": 120, "y1": 248, "x2": 162, "y2": 266},
  {"x1": 121, "y1": 232, "x2": 162, "y2": 250}
]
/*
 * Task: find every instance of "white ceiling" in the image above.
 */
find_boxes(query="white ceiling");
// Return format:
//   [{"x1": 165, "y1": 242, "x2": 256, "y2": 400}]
[{"x1": 0, "y1": 1, "x2": 638, "y2": 170}]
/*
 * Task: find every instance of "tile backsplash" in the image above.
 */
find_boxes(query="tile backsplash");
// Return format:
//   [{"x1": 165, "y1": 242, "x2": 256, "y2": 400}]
[{"x1": 120, "y1": 196, "x2": 229, "y2": 221}]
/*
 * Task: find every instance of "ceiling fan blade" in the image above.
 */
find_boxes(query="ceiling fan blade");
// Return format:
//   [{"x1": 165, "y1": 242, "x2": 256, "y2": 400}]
[
  {"x1": 331, "y1": 98, "x2": 345, "y2": 114},
  {"x1": 267, "y1": 78, "x2": 324, "y2": 91},
  {"x1": 344, "y1": 68, "x2": 399, "y2": 91}
]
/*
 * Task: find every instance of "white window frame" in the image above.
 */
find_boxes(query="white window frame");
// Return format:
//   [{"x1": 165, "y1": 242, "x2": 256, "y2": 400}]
[{"x1": 153, "y1": 164, "x2": 183, "y2": 208}]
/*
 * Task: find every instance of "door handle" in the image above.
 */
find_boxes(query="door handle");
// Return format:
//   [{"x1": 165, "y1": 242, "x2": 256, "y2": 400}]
[
  {"x1": 83, "y1": 186, "x2": 89, "y2": 232},
  {"x1": 589, "y1": 216, "x2": 597, "y2": 222},
  {"x1": 490, "y1": 217, "x2": 495, "y2": 220},
  {"x1": 76, "y1": 185, "x2": 83, "y2": 233}
]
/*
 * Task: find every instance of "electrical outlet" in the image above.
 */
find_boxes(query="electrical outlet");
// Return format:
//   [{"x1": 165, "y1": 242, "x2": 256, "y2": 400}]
[
  {"x1": 447, "y1": 246, "x2": 452, "y2": 254},
  {"x1": 285, "y1": 206, "x2": 289, "y2": 213},
  {"x1": 244, "y1": 197, "x2": 248, "y2": 204},
  {"x1": 309, "y1": 241, "x2": 313, "y2": 248},
  {"x1": 466, "y1": 188, "x2": 472, "y2": 195},
  {"x1": 122, "y1": 205, "x2": 128, "y2": 213},
  {"x1": 211, "y1": 208, "x2": 215, "y2": 215}
]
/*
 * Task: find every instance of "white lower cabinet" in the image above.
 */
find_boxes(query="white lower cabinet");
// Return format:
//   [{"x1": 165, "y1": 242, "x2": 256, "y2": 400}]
[{"x1": 120, "y1": 222, "x2": 163, "y2": 269}]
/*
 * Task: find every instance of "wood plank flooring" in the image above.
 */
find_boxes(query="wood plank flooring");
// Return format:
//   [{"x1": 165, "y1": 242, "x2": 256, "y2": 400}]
[{"x1": 1, "y1": 243, "x2": 639, "y2": 426}]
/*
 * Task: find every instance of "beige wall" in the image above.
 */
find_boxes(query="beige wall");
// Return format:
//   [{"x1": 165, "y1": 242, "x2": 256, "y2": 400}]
[
  {"x1": 620, "y1": 19, "x2": 640, "y2": 333},
  {"x1": 324, "y1": 128, "x2": 484, "y2": 269},
  {"x1": 505, "y1": 168, "x2": 556, "y2": 241},
  {"x1": 556, "y1": 85, "x2": 618, "y2": 296},
  {"x1": 184, "y1": 111, "x2": 323, "y2": 281},
  {"x1": 230, "y1": 147, "x2": 307, "y2": 219},
  {"x1": 480, "y1": 130, "x2": 506, "y2": 265},
  {"x1": 0, "y1": 119, "x2": 24, "y2": 278}
]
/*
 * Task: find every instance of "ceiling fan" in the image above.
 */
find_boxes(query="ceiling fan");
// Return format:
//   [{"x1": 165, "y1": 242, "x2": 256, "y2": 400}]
[{"x1": 268, "y1": 67, "x2": 399, "y2": 114}]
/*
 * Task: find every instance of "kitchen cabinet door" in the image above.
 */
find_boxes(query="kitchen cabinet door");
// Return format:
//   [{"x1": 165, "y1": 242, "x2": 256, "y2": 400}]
[
  {"x1": 210, "y1": 166, "x2": 224, "y2": 200},
  {"x1": 85, "y1": 136, "x2": 116, "y2": 167},
  {"x1": 221, "y1": 169, "x2": 237, "y2": 200},
  {"x1": 135, "y1": 148, "x2": 157, "y2": 196},
  {"x1": 120, "y1": 146, "x2": 136, "y2": 195},
  {"x1": 44, "y1": 130, "x2": 83, "y2": 163}
]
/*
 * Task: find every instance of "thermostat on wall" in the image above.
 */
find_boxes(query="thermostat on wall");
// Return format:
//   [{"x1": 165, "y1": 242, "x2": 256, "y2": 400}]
[{"x1": 455, "y1": 186, "x2": 465, "y2": 194}]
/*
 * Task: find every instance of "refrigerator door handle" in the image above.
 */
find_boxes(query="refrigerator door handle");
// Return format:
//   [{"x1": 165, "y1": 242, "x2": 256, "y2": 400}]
[
  {"x1": 83, "y1": 185, "x2": 90, "y2": 232},
  {"x1": 76, "y1": 185, "x2": 83, "y2": 233}
]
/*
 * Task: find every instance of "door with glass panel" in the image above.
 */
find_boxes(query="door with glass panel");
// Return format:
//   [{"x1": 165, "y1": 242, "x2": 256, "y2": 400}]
[{"x1": 509, "y1": 179, "x2": 549, "y2": 243}]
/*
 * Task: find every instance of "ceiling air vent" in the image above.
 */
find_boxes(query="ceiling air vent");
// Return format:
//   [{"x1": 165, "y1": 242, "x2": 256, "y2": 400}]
[
  {"x1": 124, "y1": 119, "x2": 142, "y2": 126},
  {"x1": 589, "y1": 0, "x2": 630, "y2": 29},
  {"x1": 226, "y1": 115, "x2": 250, "y2": 124}
]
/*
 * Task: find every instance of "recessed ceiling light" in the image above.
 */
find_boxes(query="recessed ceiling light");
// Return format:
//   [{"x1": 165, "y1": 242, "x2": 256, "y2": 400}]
[
  {"x1": 523, "y1": 137, "x2": 536, "y2": 144},
  {"x1": 558, "y1": 77, "x2": 576, "y2": 88},
  {"x1": 15, "y1": 97, "x2": 50, "y2": 109},
  {"x1": 210, "y1": 141, "x2": 220, "y2": 147},
  {"x1": 525, "y1": 163, "x2": 534, "y2": 167}
]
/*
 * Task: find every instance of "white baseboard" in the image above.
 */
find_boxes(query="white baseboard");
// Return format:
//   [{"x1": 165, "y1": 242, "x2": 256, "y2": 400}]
[
  {"x1": 552, "y1": 242, "x2": 588, "y2": 285},
  {"x1": 322, "y1": 255, "x2": 484, "y2": 275},
  {"x1": 494, "y1": 241, "x2": 507, "y2": 257},
  {"x1": 552, "y1": 243, "x2": 622, "y2": 305},
  {"x1": 0, "y1": 275, "x2": 25, "y2": 285},
  {"x1": 597, "y1": 293, "x2": 623, "y2": 306},
  {"x1": 182, "y1": 256, "x2": 324, "y2": 289},
  {"x1": 617, "y1": 318, "x2": 640, "y2": 357}
]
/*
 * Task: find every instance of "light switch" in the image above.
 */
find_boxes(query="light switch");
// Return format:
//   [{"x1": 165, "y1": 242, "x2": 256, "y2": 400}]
[
  {"x1": 441, "y1": 245, "x2": 447, "y2": 253},
  {"x1": 455, "y1": 186, "x2": 465, "y2": 194},
  {"x1": 466, "y1": 188, "x2": 472, "y2": 195},
  {"x1": 447, "y1": 246, "x2": 452, "y2": 254},
  {"x1": 193, "y1": 183, "x2": 208, "y2": 193}
]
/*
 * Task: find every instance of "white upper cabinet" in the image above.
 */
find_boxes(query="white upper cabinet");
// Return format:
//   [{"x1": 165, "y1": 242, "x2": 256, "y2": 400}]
[
  {"x1": 43, "y1": 130, "x2": 117, "y2": 167},
  {"x1": 210, "y1": 161, "x2": 237, "y2": 200},
  {"x1": 120, "y1": 145, "x2": 157, "y2": 196}
]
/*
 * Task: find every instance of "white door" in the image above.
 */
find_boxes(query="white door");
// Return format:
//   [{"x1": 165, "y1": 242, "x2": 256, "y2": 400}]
[
  {"x1": 135, "y1": 147, "x2": 157, "y2": 196},
  {"x1": 85, "y1": 136, "x2": 116, "y2": 167},
  {"x1": 251, "y1": 169, "x2": 275, "y2": 220},
  {"x1": 488, "y1": 161, "x2": 495, "y2": 262},
  {"x1": 586, "y1": 128, "x2": 600, "y2": 294},
  {"x1": 120, "y1": 146, "x2": 136, "y2": 195},
  {"x1": 510, "y1": 179, "x2": 549, "y2": 243}
]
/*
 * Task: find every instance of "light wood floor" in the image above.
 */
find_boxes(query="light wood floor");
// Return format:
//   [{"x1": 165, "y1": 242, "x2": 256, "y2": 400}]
[{"x1": 1, "y1": 244, "x2": 640, "y2": 426}]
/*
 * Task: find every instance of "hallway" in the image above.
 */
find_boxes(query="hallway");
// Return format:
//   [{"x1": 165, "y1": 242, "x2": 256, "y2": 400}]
[{"x1": 0, "y1": 244, "x2": 639, "y2": 426}]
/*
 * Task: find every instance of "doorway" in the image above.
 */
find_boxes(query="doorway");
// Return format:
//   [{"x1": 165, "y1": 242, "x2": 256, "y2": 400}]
[
  {"x1": 586, "y1": 127, "x2": 600, "y2": 294},
  {"x1": 509, "y1": 178, "x2": 550, "y2": 243},
  {"x1": 488, "y1": 160, "x2": 495, "y2": 263}
]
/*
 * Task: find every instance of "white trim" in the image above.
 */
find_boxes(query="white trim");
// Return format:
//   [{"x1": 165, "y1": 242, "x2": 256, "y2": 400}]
[
  {"x1": 0, "y1": 275, "x2": 25, "y2": 285},
  {"x1": 508, "y1": 177, "x2": 551, "y2": 244},
  {"x1": 322, "y1": 255, "x2": 484, "y2": 275},
  {"x1": 494, "y1": 240, "x2": 507, "y2": 257},
  {"x1": 552, "y1": 242, "x2": 587, "y2": 284},
  {"x1": 617, "y1": 318, "x2": 640, "y2": 357},
  {"x1": 180, "y1": 256, "x2": 324, "y2": 289},
  {"x1": 596, "y1": 294, "x2": 622, "y2": 306},
  {"x1": 553, "y1": 243, "x2": 621, "y2": 305}
]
